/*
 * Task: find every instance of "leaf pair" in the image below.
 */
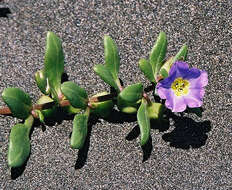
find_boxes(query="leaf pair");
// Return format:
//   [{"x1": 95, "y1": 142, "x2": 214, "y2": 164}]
[
  {"x1": 139, "y1": 31, "x2": 188, "y2": 82},
  {"x1": 139, "y1": 31, "x2": 167, "y2": 83},
  {"x1": 94, "y1": 36, "x2": 121, "y2": 92},
  {"x1": 35, "y1": 31, "x2": 64, "y2": 101}
]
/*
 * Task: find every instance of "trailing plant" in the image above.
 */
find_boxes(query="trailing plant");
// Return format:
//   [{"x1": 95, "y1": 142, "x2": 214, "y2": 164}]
[{"x1": 0, "y1": 31, "x2": 208, "y2": 168}]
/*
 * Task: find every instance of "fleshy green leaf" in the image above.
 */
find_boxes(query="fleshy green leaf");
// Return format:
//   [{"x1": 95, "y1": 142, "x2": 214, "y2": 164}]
[
  {"x1": 147, "y1": 102, "x2": 165, "y2": 120},
  {"x1": 36, "y1": 95, "x2": 57, "y2": 119},
  {"x1": 149, "y1": 31, "x2": 167, "y2": 78},
  {"x1": 159, "y1": 57, "x2": 174, "y2": 78},
  {"x1": 137, "y1": 99, "x2": 150, "y2": 146},
  {"x1": 90, "y1": 92, "x2": 114, "y2": 118},
  {"x1": 8, "y1": 124, "x2": 31, "y2": 167},
  {"x1": 104, "y1": 35, "x2": 120, "y2": 80},
  {"x1": 2, "y1": 88, "x2": 32, "y2": 119},
  {"x1": 94, "y1": 64, "x2": 119, "y2": 91},
  {"x1": 139, "y1": 59, "x2": 155, "y2": 83},
  {"x1": 44, "y1": 31, "x2": 64, "y2": 101},
  {"x1": 172, "y1": 44, "x2": 188, "y2": 63},
  {"x1": 119, "y1": 83, "x2": 143, "y2": 103},
  {"x1": 61, "y1": 81, "x2": 88, "y2": 109},
  {"x1": 117, "y1": 95, "x2": 140, "y2": 114},
  {"x1": 70, "y1": 113, "x2": 88, "y2": 149},
  {"x1": 35, "y1": 69, "x2": 50, "y2": 95}
]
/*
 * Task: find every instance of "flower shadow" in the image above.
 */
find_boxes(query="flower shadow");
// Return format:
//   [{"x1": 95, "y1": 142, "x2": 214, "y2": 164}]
[{"x1": 162, "y1": 113, "x2": 211, "y2": 149}]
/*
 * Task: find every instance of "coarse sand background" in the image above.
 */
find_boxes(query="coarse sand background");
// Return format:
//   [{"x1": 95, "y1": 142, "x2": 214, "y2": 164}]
[{"x1": 0, "y1": 0, "x2": 232, "y2": 189}]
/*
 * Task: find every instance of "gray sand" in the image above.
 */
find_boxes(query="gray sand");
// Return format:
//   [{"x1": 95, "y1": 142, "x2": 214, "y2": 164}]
[{"x1": 0, "y1": 0, "x2": 232, "y2": 189}]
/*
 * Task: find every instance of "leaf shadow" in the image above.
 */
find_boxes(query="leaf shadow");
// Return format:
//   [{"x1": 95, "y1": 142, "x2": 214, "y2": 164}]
[
  {"x1": 162, "y1": 112, "x2": 211, "y2": 149},
  {"x1": 10, "y1": 157, "x2": 28, "y2": 180},
  {"x1": 74, "y1": 116, "x2": 99, "y2": 169},
  {"x1": 104, "y1": 109, "x2": 137, "y2": 124},
  {"x1": 125, "y1": 125, "x2": 153, "y2": 162}
]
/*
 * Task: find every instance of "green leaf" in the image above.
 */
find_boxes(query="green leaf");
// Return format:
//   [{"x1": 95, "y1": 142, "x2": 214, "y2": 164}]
[
  {"x1": 70, "y1": 113, "x2": 88, "y2": 149},
  {"x1": 35, "y1": 69, "x2": 50, "y2": 95},
  {"x1": 36, "y1": 95, "x2": 57, "y2": 119},
  {"x1": 44, "y1": 31, "x2": 64, "y2": 101},
  {"x1": 138, "y1": 59, "x2": 155, "y2": 83},
  {"x1": 119, "y1": 83, "x2": 143, "y2": 103},
  {"x1": 172, "y1": 44, "x2": 188, "y2": 63},
  {"x1": 61, "y1": 81, "x2": 88, "y2": 110},
  {"x1": 117, "y1": 95, "x2": 140, "y2": 114},
  {"x1": 90, "y1": 92, "x2": 114, "y2": 118},
  {"x1": 149, "y1": 31, "x2": 167, "y2": 78},
  {"x1": 94, "y1": 64, "x2": 119, "y2": 91},
  {"x1": 147, "y1": 102, "x2": 165, "y2": 120},
  {"x1": 104, "y1": 35, "x2": 120, "y2": 80},
  {"x1": 8, "y1": 124, "x2": 31, "y2": 167},
  {"x1": 159, "y1": 57, "x2": 174, "y2": 78},
  {"x1": 2, "y1": 88, "x2": 32, "y2": 119},
  {"x1": 137, "y1": 99, "x2": 150, "y2": 146}
]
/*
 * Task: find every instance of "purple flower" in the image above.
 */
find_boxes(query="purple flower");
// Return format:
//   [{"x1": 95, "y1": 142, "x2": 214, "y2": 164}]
[{"x1": 156, "y1": 61, "x2": 208, "y2": 112}]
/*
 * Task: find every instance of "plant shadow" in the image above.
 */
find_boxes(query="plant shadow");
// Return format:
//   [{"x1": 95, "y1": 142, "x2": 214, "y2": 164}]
[
  {"x1": 0, "y1": 8, "x2": 11, "y2": 18},
  {"x1": 125, "y1": 125, "x2": 153, "y2": 162},
  {"x1": 104, "y1": 109, "x2": 137, "y2": 124},
  {"x1": 162, "y1": 112, "x2": 211, "y2": 149}
]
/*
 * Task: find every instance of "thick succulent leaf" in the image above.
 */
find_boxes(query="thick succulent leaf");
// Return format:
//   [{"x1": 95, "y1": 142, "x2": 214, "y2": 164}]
[
  {"x1": 94, "y1": 64, "x2": 119, "y2": 90},
  {"x1": 61, "y1": 81, "x2": 88, "y2": 109},
  {"x1": 149, "y1": 31, "x2": 167, "y2": 78},
  {"x1": 44, "y1": 31, "x2": 64, "y2": 101},
  {"x1": 159, "y1": 57, "x2": 174, "y2": 78},
  {"x1": 90, "y1": 92, "x2": 114, "y2": 118},
  {"x1": 35, "y1": 69, "x2": 50, "y2": 95},
  {"x1": 8, "y1": 124, "x2": 31, "y2": 167},
  {"x1": 119, "y1": 83, "x2": 143, "y2": 103},
  {"x1": 2, "y1": 88, "x2": 32, "y2": 119},
  {"x1": 147, "y1": 102, "x2": 165, "y2": 120},
  {"x1": 172, "y1": 44, "x2": 188, "y2": 63},
  {"x1": 117, "y1": 95, "x2": 140, "y2": 114},
  {"x1": 139, "y1": 58, "x2": 155, "y2": 82},
  {"x1": 70, "y1": 113, "x2": 88, "y2": 149},
  {"x1": 137, "y1": 99, "x2": 150, "y2": 146},
  {"x1": 104, "y1": 35, "x2": 120, "y2": 80}
]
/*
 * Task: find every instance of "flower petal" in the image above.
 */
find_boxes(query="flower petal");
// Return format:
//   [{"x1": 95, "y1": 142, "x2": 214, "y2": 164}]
[
  {"x1": 157, "y1": 72, "x2": 177, "y2": 88},
  {"x1": 189, "y1": 71, "x2": 208, "y2": 89},
  {"x1": 184, "y1": 68, "x2": 201, "y2": 79},
  {"x1": 156, "y1": 85, "x2": 171, "y2": 99},
  {"x1": 184, "y1": 88, "x2": 205, "y2": 108},
  {"x1": 169, "y1": 61, "x2": 189, "y2": 77},
  {"x1": 165, "y1": 91, "x2": 187, "y2": 112}
]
